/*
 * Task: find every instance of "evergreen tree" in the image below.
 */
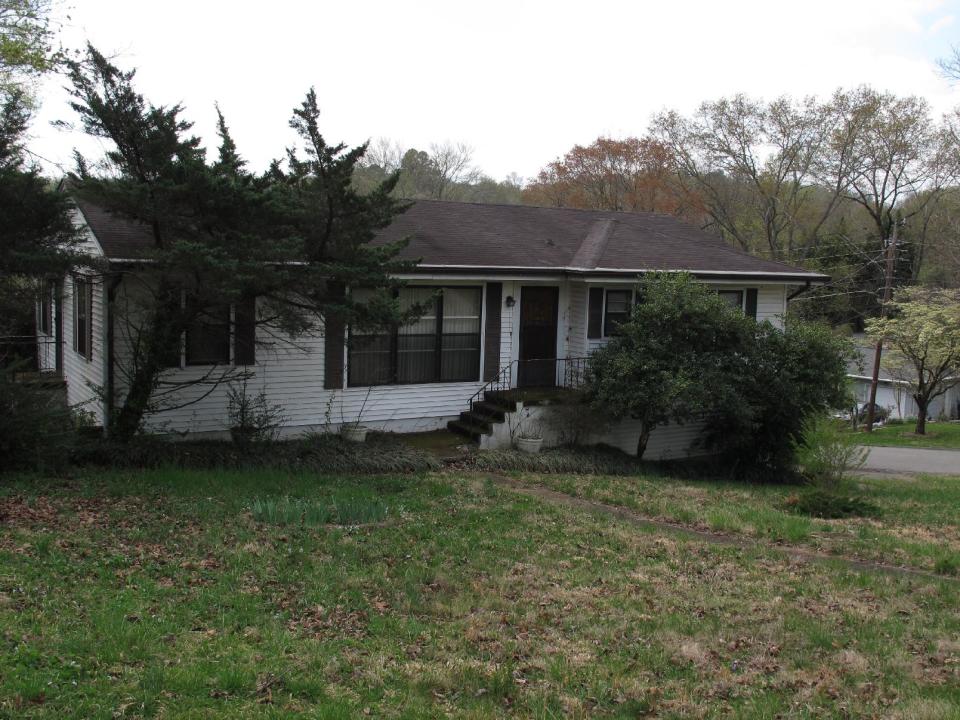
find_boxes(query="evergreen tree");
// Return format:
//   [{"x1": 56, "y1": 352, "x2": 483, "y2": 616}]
[
  {"x1": 66, "y1": 46, "x2": 417, "y2": 440},
  {"x1": 0, "y1": 88, "x2": 77, "y2": 335}
]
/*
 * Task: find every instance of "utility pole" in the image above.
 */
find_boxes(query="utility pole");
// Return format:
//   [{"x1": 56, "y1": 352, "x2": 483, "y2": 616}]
[{"x1": 864, "y1": 214, "x2": 898, "y2": 432}]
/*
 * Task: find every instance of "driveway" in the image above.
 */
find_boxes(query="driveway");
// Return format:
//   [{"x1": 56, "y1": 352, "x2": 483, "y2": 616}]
[{"x1": 860, "y1": 445, "x2": 960, "y2": 476}]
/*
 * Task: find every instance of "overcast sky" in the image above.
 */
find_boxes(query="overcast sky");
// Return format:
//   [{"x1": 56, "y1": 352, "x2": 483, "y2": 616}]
[{"x1": 28, "y1": 0, "x2": 960, "y2": 182}]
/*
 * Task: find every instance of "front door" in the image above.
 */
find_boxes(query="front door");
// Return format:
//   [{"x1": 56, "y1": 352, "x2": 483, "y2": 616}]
[{"x1": 518, "y1": 286, "x2": 559, "y2": 387}]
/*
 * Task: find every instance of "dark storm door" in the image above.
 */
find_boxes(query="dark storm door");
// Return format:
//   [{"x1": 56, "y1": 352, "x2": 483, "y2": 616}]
[{"x1": 518, "y1": 286, "x2": 559, "y2": 387}]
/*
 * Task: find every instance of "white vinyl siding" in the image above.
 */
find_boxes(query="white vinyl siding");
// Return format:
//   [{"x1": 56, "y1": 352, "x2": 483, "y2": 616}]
[{"x1": 61, "y1": 272, "x2": 106, "y2": 424}]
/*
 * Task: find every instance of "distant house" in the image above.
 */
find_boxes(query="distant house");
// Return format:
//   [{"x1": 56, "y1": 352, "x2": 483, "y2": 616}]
[
  {"x1": 37, "y1": 200, "x2": 827, "y2": 458},
  {"x1": 847, "y1": 335, "x2": 959, "y2": 421}
]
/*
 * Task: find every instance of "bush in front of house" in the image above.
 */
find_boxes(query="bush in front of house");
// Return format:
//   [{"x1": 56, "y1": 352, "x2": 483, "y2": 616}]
[
  {"x1": 580, "y1": 273, "x2": 854, "y2": 481},
  {"x1": 704, "y1": 319, "x2": 855, "y2": 481},
  {"x1": 0, "y1": 373, "x2": 79, "y2": 473},
  {"x1": 584, "y1": 273, "x2": 754, "y2": 459}
]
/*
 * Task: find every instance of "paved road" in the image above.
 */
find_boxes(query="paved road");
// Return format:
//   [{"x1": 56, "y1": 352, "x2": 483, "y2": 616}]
[{"x1": 860, "y1": 445, "x2": 960, "y2": 476}]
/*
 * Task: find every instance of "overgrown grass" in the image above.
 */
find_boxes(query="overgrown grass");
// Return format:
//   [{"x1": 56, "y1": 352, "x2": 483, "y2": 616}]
[
  {"x1": 0, "y1": 468, "x2": 958, "y2": 717},
  {"x1": 849, "y1": 419, "x2": 960, "y2": 449},
  {"x1": 71, "y1": 431, "x2": 441, "y2": 474},
  {"x1": 512, "y1": 470, "x2": 960, "y2": 574}
]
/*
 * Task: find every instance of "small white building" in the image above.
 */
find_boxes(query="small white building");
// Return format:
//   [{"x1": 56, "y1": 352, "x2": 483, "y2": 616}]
[
  {"x1": 38, "y1": 199, "x2": 827, "y2": 459},
  {"x1": 847, "y1": 335, "x2": 959, "y2": 421}
]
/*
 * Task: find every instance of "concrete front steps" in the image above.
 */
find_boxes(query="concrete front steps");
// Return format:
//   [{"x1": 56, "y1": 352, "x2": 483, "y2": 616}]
[{"x1": 447, "y1": 392, "x2": 519, "y2": 442}]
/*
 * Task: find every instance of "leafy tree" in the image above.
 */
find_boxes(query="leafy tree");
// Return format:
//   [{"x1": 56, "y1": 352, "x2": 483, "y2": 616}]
[
  {"x1": 650, "y1": 93, "x2": 859, "y2": 261},
  {"x1": 0, "y1": 0, "x2": 58, "y2": 96},
  {"x1": 584, "y1": 273, "x2": 751, "y2": 458},
  {"x1": 65, "y1": 46, "x2": 418, "y2": 440},
  {"x1": 865, "y1": 287, "x2": 960, "y2": 434},
  {"x1": 522, "y1": 136, "x2": 692, "y2": 216}
]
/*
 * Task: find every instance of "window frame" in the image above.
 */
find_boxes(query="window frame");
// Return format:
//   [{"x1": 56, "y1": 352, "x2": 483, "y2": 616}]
[
  {"x1": 164, "y1": 293, "x2": 253, "y2": 370},
  {"x1": 347, "y1": 285, "x2": 484, "y2": 388},
  {"x1": 716, "y1": 289, "x2": 745, "y2": 312},
  {"x1": 602, "y1": 288, "x2": 633, "y2": 337},
  {"x1": 185, "y1": 303, "x2": 233, "y2": 367},
  {"x1": 39, "y1": 280, "x2": 53, "y2": 336},
  {"x1": 72, "y1": 275, "x2": 93, "y2": 361}
]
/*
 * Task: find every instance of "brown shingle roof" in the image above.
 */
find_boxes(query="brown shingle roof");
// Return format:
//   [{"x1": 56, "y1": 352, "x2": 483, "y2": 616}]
[
  {"x1": 76, "y1": 196, "x2": 826, "y2": 281},
  {"x1": 374, "y1": 201, "x2": 824, "y2": 280}
]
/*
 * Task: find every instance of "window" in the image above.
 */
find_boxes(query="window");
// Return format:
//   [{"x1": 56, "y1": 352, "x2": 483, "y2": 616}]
[
  {"x1": 603, "y1": 289, "x2": 632, "y2": 336},
  {"x1": 73, "y1": 276, "x2": 92, "y2": 360},
  {"x1": 39, "y1": 281, "x2": 53, "y2": 336},
  {"x1": 185, "y1": 305, "x2": 231, "y2": 365},
  {"x1": 348, "y1": 286, "x2": 482, "y2": 387},
  {"x1": 164, "y1": 295, "x2": 256, "y2": 369},
  {"x1": 717, "y1": 290, "x2": 744, "y2": 311}
]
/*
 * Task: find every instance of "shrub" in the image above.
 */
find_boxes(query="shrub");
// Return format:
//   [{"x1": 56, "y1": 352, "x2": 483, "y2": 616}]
[
  {"x1": 0, "y1": 374, "x2": 78, "y2": 473},
  {"x1": 226, "y1": 378, "x2": 286, "y2": 447},
  {"x1": 705, "y1": 320, "x2": 855, "y2": 481},
  {"x1": 541, "y1": 400, "x2": 610, "y2": 447},
  {"x1": 584, "y1": 272, "x2": 753, "y2": 458},
  {"x1": 792, "y1": 416, "x2": 867, "y2": 489}
]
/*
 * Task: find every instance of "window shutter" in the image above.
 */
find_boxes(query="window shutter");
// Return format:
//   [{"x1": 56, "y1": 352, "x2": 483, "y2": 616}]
[
  {"x1": 86, "y1": 280, "x2": 93, "y2": 360},
  {"x1": 324, "y1": 282, "x2": 345, "y2": 389},
  {"x1": 745, "y1": 288, "x2": 758, "y2": 320},
  {"x1": 483, "y1": 282, "x2": 502, "y2": 381},
  {"x1": 587, "y1": 287, "x2": 604, "y2": 339},
  {"x1": 234, "y1": 295, "x2": 256, "y2": 365}
]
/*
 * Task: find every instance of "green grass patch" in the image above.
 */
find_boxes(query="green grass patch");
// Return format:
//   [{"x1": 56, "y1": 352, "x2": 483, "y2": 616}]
[
  {"x1": 511, "y1": 470, "x2": 960, "y2": 574},
  {"x1": 1, "y1": 468, "x2": 958, "y2": 717},
  {"x1": 849, "y1": 419, "x2": 960, "y2": 449},
  {"x1": 250, "y1": 494, "x2": 389, "y2": 526}
]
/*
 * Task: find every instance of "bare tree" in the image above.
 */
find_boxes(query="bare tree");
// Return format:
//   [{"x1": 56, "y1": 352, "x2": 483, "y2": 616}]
[
  {"x1": 429, "y1": 141, "x2": 480, "y2": 199},
  {"x1": 650, "y1": 94, "x2": 856, "y2": 260}
]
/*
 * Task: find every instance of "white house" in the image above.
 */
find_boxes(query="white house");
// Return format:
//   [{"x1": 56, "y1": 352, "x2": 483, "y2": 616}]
[
  {"x1": 847, "y1": 335, "x2": 959, "y2": 421},
  {"x1": 37, "y1": 199, "x2": 827, "y2": 459}
]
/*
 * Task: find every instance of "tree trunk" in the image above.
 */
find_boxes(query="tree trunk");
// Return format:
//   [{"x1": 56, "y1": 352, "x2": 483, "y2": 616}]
[
  {"x1": 636, "y1": 422, "x2": 652, "y2": 459},
  {"x1": 915, "y1": 405, "x2": 927, "y2": 435},
  {"x1": 111, "y1": 291, "x2": 185, "y2": 442}
]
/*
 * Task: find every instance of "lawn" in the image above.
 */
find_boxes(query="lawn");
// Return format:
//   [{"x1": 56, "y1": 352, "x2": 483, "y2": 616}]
[
  {"x1": 517, "y1": 470, "x2": 960, "y2": 575},
  {"x1": 1, "y1": 468, "x2": 958, "y2": 718},
  {"x1": 848, "y1": 419, "x2": 960, "y2": 449}
]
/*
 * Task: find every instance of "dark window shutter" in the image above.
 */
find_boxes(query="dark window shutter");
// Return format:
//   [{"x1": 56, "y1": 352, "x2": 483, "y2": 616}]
[
  {"x1": 234, "y1": 295, "x2": 256, "y2": 365},
  {"x1": 324, "y1": 282, "x2": 345, "y2": 389},
  {"x1": 745, "y1": 288, "x2": 758, "y2": 320},
  {"x1": 483, "y1": 282, "x2": 502, "y2": 381},
  {"x1": 587, "y1": 287, "x2": 604, "y2": 339},
  {"x1": 86, "y1": 279, "x2": 93, "y2": 360}
]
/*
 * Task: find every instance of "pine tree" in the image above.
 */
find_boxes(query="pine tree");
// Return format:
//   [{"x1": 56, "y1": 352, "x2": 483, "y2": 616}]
[
  {"x1": 0, "y1": 89, "x2": 77, "y2": 333},
  {"x1": 65, "y1": 46, "x2": 417, "y2": 440}
]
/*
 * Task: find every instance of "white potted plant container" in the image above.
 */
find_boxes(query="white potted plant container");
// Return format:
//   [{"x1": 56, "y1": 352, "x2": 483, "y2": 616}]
[
  {"x1": 342, "y1": 424, "x2": 368, "y2": 442},
  {"x1": 516, "y1": 435, "x2": 543, "y2": 454}
]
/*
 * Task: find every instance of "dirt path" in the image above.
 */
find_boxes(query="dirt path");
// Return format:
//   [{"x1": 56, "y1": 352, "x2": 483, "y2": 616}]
[{"x1": 483, "y1": 472, "x2": 958, "y2": 584}]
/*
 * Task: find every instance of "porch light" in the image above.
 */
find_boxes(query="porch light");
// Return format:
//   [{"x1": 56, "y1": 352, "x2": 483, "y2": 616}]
[{"x1": 505, "y1": 295, "x2": 516, "y2": 308}]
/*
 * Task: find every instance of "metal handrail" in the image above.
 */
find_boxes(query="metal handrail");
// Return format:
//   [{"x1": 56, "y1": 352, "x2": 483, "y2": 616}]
[{"x1": 467, "y1": 356, "x2": 591, "y2": 411}]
